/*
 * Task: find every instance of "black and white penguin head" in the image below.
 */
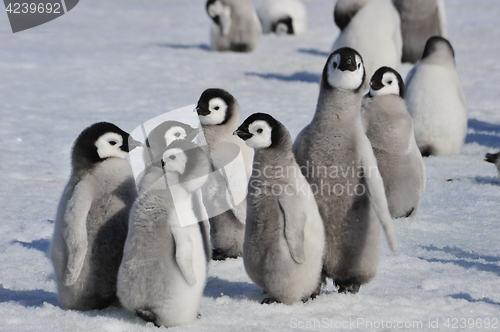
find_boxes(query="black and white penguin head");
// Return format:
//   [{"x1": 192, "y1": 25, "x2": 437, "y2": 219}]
[
  {"x1": 323, "y1": 47, "x2": 365, "y2": 91},
  {"x1": 206, "y1": 0, "x2": 229, "y2": 25},
  {"x1": 234, "y1": 113, "x2": 289, "y2": 150},
  {"x1": 422, "y1": 36, "x2": 455, "y2": 67},
  {"x1": 145, "y1": 121, "x2": 199, "y2": 166},
  {"x1": 72, "y1": 122, "x2": 141, "y2": 171},
  {"x1": 161, "y1": 139, "x2": 210, "y2": 186},
  {"x1": 195, "y1": 88, "x2": 237, "y2": 126},
  {"x1": 272, "y1": 17, "x2": 294, "y2": 35},
  {"x1": 369, "y1": 66, "x2": 406, "y2": 99}
]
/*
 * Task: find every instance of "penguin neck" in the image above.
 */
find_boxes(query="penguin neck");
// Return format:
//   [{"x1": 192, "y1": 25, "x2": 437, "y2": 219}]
[
  {"x1": 312, "y1": 87, "x2": 364, "y2": 126},
  {"x1": 252, "y1": 144, "x2": 295, "y2": 179}
]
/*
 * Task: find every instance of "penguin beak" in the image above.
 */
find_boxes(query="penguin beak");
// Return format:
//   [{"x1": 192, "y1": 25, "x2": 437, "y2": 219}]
[
  {"x1": 369, "y1": 80, "x2": 384, "y2": 92},
  {"x1": 127, "y1": 137, "x2": 143, "y2": 152},
  {"x1": 233, "y1": 129, "x2": 252, "y2": 140},
  {"x1": 338, "y1": 56, "x2": 357, "y2": 72},
  {"x1": 195, "y1": 106, "x2": 211, "y2": 116}
]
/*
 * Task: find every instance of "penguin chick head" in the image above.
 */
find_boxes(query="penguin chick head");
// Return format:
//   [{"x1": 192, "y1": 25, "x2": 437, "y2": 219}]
[
  {"x1": 369, "y1": 66, "x2": 405, "y2": 99},
  {"x1": 234, "y1": 113, "x2": 289, "y2": 150},
  {"x1": 161, "y1": 140, "x2": 210, "y2": 185},
  {"x1": 422, "y1": 36, "x2": 455, "y2": 67},
  {"x1": 195, "y1": 88, "x2": 237, "y2": 126},
  {"x1": 323, "y1": 47, "x2": 365, "y2": 91},
  {"x1": 72, "y1": 122, "x2": 140, "y2": 171},
  {"x1": 206, "y1": 0, "x2": 226, "y2": 25}
]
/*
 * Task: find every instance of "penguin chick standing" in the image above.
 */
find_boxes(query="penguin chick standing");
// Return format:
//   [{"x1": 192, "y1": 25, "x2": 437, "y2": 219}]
[
  {"x1": 50, "y1": 122, "x2": 140, "y2": 310},
  {"x1": 405, "y1": 36, "x2": 467, "y2": 157},
  {"x1": 331, "y1": 0, "x2": 402, "y2": 87},
  {"x1": 234, "y1": 113, "x2": 325, "y2": 304},
  {"x1": 206, "y1": 0, "x2": 262, "y2": 52},
  {"x1": 361, "y1": 66, "x2": 426, "y2": 218},
  {"x1": 257, "y1": 0, "x2": 307, "y2": 35},
  {"x1": 293, "y1": 48, "x2": 398, "y2": 293},
  {"x1": 118, "y1": 140, "x2": 210, "y2": 328},
  {"x1": 393, "y1": 0, "x2": 447, "y2": 63},
  {"x1": 484, "y1": 152, "x2": 500, "y2": 179},
  {"x1": 195, "y1": 88, "x2": 254, "y2": 260}
]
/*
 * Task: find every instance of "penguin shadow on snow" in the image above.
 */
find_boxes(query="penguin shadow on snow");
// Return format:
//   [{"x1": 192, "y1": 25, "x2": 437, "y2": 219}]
[
  {"x1": 0, "y1": 284, "x2": 57, "y2": 307},
  {"x1": 418, "y1": 245, "x2": 500, "y2": 276},
  {"x1": 156, "y1": 42, "x2": 210, "y2": 51},
  {"x1": 203, "y1": 276, "x2": 264, "y2": 302},
  {"x1": 449, "y1": 292, "x2": 500, "y2": 307},
  {"x1": 465, "y1": 119, "x2": 500, "y2": 148},
  {"x1": 11, "y1": 238, "x2": 51, "y2": 254},
  {"x1": 297, "y1": 48, "x2": 330, "y2": 57},
  {"x1": 245, "y1": 71, "x2": 320, "y2": 84}
]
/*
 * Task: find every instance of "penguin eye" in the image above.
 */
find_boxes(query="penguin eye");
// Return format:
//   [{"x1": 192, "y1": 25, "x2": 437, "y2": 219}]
[
  {"x1": 169, "y1": 155, "x2": 176, "y2": 160},
  {"x1": 109, "y1": 141, "x2": 117, "y2": 146},
  {"x1": 214, "y1": 106, "x2": 220, "y2": 111},
  {"x1": 388, "y1": 80, "x2": 393, "y2": 85},
  {"x1": 358, "y1": 63, "x2": 361, "y2": 69},
  {"x1": 332, "y1": 62, "x2": 338, "y2": 69},
  {"x1": 174, "y1": 132, "x2": 181, "y2": 137},
  {"x1": 257, "y1": 128, "x2": 263, "y2": 134}
]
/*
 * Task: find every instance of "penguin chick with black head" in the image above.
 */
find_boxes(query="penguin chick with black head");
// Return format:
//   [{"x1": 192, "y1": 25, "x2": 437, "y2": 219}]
[
  {"x1": 405, "y1": 36, "x2": 467, "y2": 156},
  {"x1": 234, "y1": 113, "x2": 325, "y2": 305},
  {"x1": 206, "y1": 0, "x2": 262, "y2": 52},
  {"x1": 362, "y1": 66, "x2": 426, "y2": 218},
  {"x1": 257, "y1": 0, "x2": 307, "y2": 35},
  {"x1": 294, "y1": 47, "x2": 398, "y2": 294},
  {"x1": 118, "y1": 140, "x2": 210, "y2": 328},
  {"x1": 50, "y1": 122, "x2": 140, "y2": 310},
  {"x1": 195, "y1": 88, "x2": 254, "y2": 260}
]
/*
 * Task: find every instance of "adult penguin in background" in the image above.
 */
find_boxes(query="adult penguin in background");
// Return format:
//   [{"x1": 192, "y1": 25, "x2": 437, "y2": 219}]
[
  {"x1": 405, "y1": 36, "x2": 467, "y2": 156},
  {"x1": 331, "y1": 0, "x2": 402, "y2": 87},
  {"x1": 195, "y1": 88, "x2": 254, "y2": 260},
  {"x1": 234, "y1": 113, "x2": 325, "y2": 304},
  {"x1": 257, "y1": 0, "x2": 307, "y2": 35},
  {"x1": 50, "y1": 122, "x2": 140, "y2": 310},
  {"x1": 293, "y1": 48, "x2": 398, "y2": 293},
  {"x1": 393, "y1": 0, "x2": 447, "y2": 63},
  {"x1": 206, "y1": 0, "x2": 262, "y2": 52},
  {"x1": 361, "y1": 66, "x2": 426, "y2": 218},
  {"x1": 117, "y1": 140, "x2": 210, "y2": 328}
]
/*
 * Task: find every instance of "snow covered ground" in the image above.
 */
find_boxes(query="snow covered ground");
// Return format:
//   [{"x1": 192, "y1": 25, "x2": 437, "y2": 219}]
[{"x1": 1, "y1": 0, "x2": 500, "y2": 331}]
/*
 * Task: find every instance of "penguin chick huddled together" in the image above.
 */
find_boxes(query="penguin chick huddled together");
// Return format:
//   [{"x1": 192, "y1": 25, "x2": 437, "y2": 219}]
[
  {"x1": 257, "y1": 0, "x2": 307, "y2": 35},
  {"x1": 393, "y1": 0, "x2": 447, "y2": 63},
  {"x1": 234, "y1": 113, "x2": 325, "y2": 305},
  {"x1": 405, "y1": 36, "x2": 467, "y2": 157},
  {"x1": 332, "y1": 0, "x2": 402, "y2": 87},
  {"x1": 362, "y1": 66, "x2": 426, "y2": 218},
  {"x1": 195, "y1": 88, "x2": 254, "y2": 260},
  {"x1": 117, "y1": 140, "x2": 211, "y2": 328},
  {"x1": 50, "y1": 122, "x2": 140, "y2": 310},
  {"x1": 206, "y1": 0, "x2": 262, "y2": 52},
  {"x1": 294, "y1": 47, "x2": 398, "y2": 293}
]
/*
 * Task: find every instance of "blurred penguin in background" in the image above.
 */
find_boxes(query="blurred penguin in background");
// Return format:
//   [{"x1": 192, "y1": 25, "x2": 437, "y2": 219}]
[
  {"x1": 257, "y1": 0, "x2": 307, "y2": 35},
  {"x1": 393, "y1": 0, "x2": 447, "y2": 63}
]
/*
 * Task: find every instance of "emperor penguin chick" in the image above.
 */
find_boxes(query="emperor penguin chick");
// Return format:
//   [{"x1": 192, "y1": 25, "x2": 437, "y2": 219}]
[
  {"x1": 195, "y1": 88, "x2": 254, "y2": 260},
  {"x1": 117, "y1": 140, "x2": 210, "y2": 328},
  {"x1": 206, "y1": 0, "x2": 262, "y2": 52},
  {"x1": 293, "y1": 48, "x2": 398, "y2": 293},
  {"x1": 332, "y1": 0, "x2": 402, "y2": 87},
  {"x1": 361, "y1": 66, "x2": 426, "y2": 218},
  {"x1": 234, "y1": 113, "x2": 325, "y2": 305},
  {"x1": 484, "y1": 152, "x2": 500, "y2": 179},
  {"x1": 405, "y1": 36, "x2": 467, "y2": 157},
  {"x1": 257, "y1": 0, "x2": 307, "y2": 35},
  {"x1": 393, "y1": 0, "x2": 447, "y2": 63},
  {"x1": 50, "y1": 122, "x2": 140, "y2": 310}
]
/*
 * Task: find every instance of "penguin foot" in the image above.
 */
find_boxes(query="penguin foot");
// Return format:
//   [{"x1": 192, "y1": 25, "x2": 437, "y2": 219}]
[
  {"x1": 335, "y1": 278, "x2": 360, "y2": 294},
  {"x1": 261, "y1": 297, "x2": 278, "y2": 305},
  {"x1": 135, "y1": 308, "x2": 159, "y2": 327},
  {"x1": 212, "y1": 249, "x2": 239, "y2": 261}
]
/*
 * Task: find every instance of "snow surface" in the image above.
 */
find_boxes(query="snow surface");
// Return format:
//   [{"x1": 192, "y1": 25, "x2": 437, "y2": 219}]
[{"x1": 1, "y1": 0, "x2": 500, "y2": 331}]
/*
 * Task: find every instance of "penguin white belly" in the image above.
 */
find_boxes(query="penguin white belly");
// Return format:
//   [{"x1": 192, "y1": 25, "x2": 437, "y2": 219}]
[{"x1": 407, "y1": 65, "x2": 467, "y2": 156}]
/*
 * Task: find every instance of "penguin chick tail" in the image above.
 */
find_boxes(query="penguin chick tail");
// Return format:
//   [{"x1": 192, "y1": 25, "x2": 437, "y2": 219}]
[
  {"x1": 135, "y1": 308, "x2": 159, "y2": 327},
  {"x1": 485, "y1": 152, "x2": 500, "y2": 164}
]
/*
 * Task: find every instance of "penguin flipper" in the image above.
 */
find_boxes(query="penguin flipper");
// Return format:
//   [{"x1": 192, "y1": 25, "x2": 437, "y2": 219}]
[
  {"x1": 278, "y1": 195, "x2": 306, "y2": 264},
  {"x1": 62, "y1": 179, "x2": 93, "y2": 286},
  {"x1": 171, "y1": 226, "x2": 197, "y2": 286},
  {"x1": 361, "y1": 156, "x2": 398, "y2": 252}
]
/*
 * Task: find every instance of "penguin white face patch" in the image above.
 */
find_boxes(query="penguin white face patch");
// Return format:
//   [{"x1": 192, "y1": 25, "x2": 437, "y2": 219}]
[
  {"x1": 164, "y1": 126, "x2": 187, "y2": 146},
  {"x1": 245, "y1": 120, "x2": 273, "y2": 149},
  {"x1": 199, "y1": 97, "x2": 228, "y2": 126},
  {"x1": 370, "y1": 72, "x2": 400, "y2": 97},
  {"x1": 95, "y1": 132, "x2": 127, "y2": 160},
  {"x1": 208, "y1": 0, "x2": 231, "y2": 35},
  {"x1": 162, "y1": 148, "x2": 187, "y2": 175},
  {"x1": 327, "y1": 53, "x2": 364, "y2": 90}
]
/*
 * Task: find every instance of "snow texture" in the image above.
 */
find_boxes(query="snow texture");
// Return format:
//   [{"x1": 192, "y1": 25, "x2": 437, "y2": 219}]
[{"x1": 0, "y1": 0, "x2": 500, "y2": 331}]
